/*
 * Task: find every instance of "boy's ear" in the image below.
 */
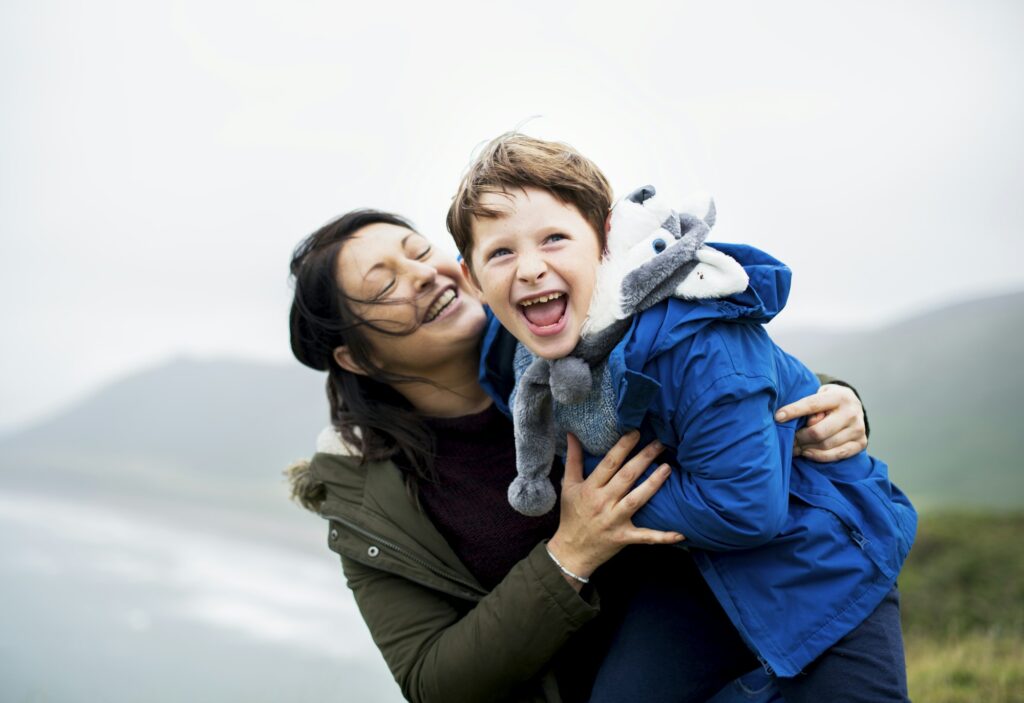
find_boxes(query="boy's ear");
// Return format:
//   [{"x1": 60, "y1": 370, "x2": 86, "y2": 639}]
[
  {"x1": 603, "y1": 210, "x2": 613, "y2": 255},
  {"x1": 333, "y1": 345, "x2": 368, "y2": 376},
  {"x1": 460, "y1": 260, "x2": 484, "y2": 294}
]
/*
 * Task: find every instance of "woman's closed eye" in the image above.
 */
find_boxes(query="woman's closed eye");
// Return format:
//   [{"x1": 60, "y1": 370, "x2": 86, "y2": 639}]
[
  {"x1": 372, "y1": 279, "x2": 396, "y2": 301},
  {"x1": 369, "y1": 244, "x2": 431, "y2": 300}
]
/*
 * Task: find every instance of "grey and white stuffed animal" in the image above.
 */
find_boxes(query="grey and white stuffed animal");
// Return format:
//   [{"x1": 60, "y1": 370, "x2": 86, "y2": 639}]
[{"x1": 507, "y1": 186, "x2": 750, "y2": 516}]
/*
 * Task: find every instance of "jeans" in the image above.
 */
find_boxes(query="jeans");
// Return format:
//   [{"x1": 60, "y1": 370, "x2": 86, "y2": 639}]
[{"x1": 587, "y1": 546, "x2": 909, "y2": 703}]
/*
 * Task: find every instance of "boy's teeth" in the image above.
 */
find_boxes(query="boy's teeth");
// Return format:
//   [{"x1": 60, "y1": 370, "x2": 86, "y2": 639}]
[
  {"x1": 521, "y1": 292, "x2": 564, "y2": 307},
  {"x1": 426, "y1": 289, "x2": 456, "y2": 321}
]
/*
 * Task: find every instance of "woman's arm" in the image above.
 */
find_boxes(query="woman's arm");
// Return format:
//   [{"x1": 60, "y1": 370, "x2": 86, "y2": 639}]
[
  {"x1": 546, "y1": 432, "x2": 685, "y2": 583},
  {"x1": 777, "y1": 381, "x2": 868, "y2": 461},
  {"x1": 342, "y1": 434, "x2": 682, "y2": 703},
  {"x1": 342, "y1": 542, "x2": 593, "y2": 703}
]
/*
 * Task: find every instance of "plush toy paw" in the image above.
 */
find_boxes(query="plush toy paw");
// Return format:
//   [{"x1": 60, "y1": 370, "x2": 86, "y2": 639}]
[
  {"x1": 508, "y1": 475, "x2": 558, "y2": 516},
  {"x1": 550, "y1": 357, "x2": 592, "y2": 405}
]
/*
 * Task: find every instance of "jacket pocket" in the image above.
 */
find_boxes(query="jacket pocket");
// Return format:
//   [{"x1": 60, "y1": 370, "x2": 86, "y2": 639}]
[{"x1": 789, "y1": 455, "x2": 911, "y2": 581}]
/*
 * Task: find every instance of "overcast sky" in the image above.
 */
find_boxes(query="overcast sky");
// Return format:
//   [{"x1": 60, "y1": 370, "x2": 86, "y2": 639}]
[{"x1": 2, "y1": 0, "x2": 1022, "y2": 431}]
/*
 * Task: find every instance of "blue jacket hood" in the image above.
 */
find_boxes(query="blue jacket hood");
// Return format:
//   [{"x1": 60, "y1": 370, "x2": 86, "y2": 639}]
[
  {"x1": 709, "y1": 242, "x2": 792, "y2": 322},
  {"x1": 626, "y1": 242, "x2": 792, "y2": 362}
]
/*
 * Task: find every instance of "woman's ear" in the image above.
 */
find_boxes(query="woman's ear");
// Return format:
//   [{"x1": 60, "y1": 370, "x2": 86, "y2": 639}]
[{"x1": 333, "y1": 345, "x2": 368, "y2": 376}]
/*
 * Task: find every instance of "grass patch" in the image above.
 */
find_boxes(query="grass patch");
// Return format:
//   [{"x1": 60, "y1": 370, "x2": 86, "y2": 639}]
[
  {"x1": 906, "y1": 631, "x2": 1023, "y2": 703},
  {"x1": 901, "y1": 512, "x2": 1024, "y2": 702}
]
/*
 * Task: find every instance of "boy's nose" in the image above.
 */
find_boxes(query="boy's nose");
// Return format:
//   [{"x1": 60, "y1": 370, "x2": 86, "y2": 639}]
[{"x1": 516, "y1": 252, "x2": 547, "y2": 283}]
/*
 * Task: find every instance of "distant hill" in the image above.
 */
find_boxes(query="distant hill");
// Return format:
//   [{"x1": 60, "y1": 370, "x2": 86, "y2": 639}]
[
  {"x1": 2, "y1": 291, "x2": 1023, "y2": 512},
  {"x1": 0, "y1": 357, "x2": 330, "y2": 511},
  {"x1": 771, "y1": 290, "x2": 1024, "y2": 509}
]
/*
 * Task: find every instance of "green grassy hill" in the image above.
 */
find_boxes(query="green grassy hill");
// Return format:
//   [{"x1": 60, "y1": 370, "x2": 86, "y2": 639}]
[
  {"x1": 773, "y1": 290, "x2": 1024, "y2": 509},
  {"x1": 900, "y1": 512, "x2": 1024, "y2": 702}
]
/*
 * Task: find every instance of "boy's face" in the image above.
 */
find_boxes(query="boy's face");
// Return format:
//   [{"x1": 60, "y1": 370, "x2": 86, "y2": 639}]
[{"x1": 463, "y1": 187, "x2": 603, "y2": 360}]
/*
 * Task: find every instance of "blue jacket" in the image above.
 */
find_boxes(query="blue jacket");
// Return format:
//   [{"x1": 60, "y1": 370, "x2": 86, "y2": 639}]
[{"x1": 480, "y1": 243, "x2": 917, "y2": 677}]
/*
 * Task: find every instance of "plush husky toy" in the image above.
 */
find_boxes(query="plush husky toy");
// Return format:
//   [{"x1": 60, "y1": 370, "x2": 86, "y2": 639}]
[{"x1": 507, "y1": 186, "x2": 750, "y2": 517}]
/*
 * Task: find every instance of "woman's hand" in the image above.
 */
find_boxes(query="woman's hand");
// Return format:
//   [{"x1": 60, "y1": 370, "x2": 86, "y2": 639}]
[
  {"x1": 546, "y1": 432, "x2": 685, "y2": 591},
  {"x1": 775, "y1": 383, "x2": 867, "y2": 461}
]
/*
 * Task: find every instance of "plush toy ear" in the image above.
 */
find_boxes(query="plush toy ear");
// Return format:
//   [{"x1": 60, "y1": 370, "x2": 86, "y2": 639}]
[
  {"x1": 703, "y1": 200, "x2": 717, "y2": 228},
  {"x1": 625, "y1": 184, "x2": 657, "y2": 204},
  {"x1": 675, "y1": 246, "x2": 748, "y2": 299},
  {"x1": 676, "y1": 191, "x2": 716, "y2": 228}
]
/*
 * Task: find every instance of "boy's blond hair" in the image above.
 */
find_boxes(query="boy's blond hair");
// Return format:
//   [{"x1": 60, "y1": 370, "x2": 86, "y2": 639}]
[{"x1": 446, "y1": 132, "x2": 613, "y2": 267}]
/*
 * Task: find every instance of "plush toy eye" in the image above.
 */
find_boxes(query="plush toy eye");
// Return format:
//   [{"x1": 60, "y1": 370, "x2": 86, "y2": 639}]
[{"x1": 652, "y1": 238, "x2": 667, "y2": 254}]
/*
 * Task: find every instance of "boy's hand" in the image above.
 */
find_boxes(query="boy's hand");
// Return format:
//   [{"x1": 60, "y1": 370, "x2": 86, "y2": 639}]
[
  {"x1": 775, "y1": 384, "x2": 867, "y2": 461},
  {"x1": 546, "y1": 432, "x2": 685, "y2": 590}
]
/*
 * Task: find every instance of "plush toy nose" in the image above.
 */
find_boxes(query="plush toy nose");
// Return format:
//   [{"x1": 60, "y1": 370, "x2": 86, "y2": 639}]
[{"x1": 625, "y1": 184, "x2": 657, "y2": 204}]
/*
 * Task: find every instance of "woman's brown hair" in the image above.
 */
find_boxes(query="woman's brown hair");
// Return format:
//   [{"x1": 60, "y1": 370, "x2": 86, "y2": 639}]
[{"x1": 289, "y1": 209, "x2": 437, "y2": 490}]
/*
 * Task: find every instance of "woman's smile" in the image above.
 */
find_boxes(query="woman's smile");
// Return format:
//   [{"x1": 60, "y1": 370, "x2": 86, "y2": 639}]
[
  {"x1": 423, "y1": 286, "x2": 459, "y2": 323},
  {"x1": 335, "y1": 222, "x2": 487, "y2": 376}
]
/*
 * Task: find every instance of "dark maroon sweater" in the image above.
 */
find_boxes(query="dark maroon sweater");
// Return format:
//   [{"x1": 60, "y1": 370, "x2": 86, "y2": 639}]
[
  {"x1": 407, "y1": 405, "x2": 622, "y2": 702},
  {"x1": 412, "y1": 403, "x2": 562, "y2": 591}
]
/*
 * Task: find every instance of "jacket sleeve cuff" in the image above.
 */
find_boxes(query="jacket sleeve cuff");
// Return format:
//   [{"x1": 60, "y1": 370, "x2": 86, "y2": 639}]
[{"x1": 525, "y1": 541, "x2": 600, "y2": 627}]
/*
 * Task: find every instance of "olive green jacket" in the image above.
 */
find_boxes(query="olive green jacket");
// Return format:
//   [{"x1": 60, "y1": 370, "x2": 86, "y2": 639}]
[{"x1": 310, "y1": 451, "x2": 601, "y2": 703}]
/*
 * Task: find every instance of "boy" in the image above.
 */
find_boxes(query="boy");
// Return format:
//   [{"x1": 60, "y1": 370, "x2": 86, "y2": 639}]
[{"x1": 446, "y1": 133, "x2": 916, "y2": 701}]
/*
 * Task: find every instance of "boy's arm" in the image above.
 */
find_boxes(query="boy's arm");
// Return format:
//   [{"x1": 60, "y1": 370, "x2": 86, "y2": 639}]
[
  {"x1": 629, "y1": 329, "x2": 793, "y2": 551},
  {"x1": 643, "y1": 374, "x2": 789, "y2": 551}
]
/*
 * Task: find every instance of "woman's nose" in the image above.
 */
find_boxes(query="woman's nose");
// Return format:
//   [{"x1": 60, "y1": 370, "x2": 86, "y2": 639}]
[{"x1": 407, "y1": 259, "x2": 437, "y2": 291}]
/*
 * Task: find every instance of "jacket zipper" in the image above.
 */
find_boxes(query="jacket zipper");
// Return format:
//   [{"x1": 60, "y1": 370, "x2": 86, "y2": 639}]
[{"x1": 322, "y1": 512, "x2": 487, "y2": 598}]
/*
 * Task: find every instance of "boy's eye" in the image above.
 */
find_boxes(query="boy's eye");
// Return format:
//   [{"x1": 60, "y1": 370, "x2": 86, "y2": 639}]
[
  {"x1": 487, "y1": 247, "x2": 512, "y2": 261},
  {"x1": 545, "y1": 233, "x2": 567, "y2": 244}
]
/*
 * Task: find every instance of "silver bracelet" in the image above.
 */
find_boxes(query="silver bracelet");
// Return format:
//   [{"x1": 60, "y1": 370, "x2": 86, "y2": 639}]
[{"x1": 545, "y1": 545, "x2": 590, "y2": 584}]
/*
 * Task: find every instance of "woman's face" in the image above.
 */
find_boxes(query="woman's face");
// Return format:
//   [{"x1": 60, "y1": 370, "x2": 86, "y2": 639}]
[{"x1": 334, "y1": 222, "x2": 488, "y2": 377}]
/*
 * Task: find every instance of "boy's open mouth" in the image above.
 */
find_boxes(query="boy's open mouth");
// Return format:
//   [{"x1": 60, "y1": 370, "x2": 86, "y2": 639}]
[{"x1": 519, "y1": 292, "x2": 568, "y2": 335}]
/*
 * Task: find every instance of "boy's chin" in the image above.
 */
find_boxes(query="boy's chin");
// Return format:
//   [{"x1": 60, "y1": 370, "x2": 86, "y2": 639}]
[{"x1": 522, "y1": 336, "x2": 579, "y2": 361}]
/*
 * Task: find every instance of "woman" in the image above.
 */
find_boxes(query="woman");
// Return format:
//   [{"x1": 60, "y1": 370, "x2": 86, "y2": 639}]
[{"x1": 287, "y1": 209, "x2": 869, "y2": 703}]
